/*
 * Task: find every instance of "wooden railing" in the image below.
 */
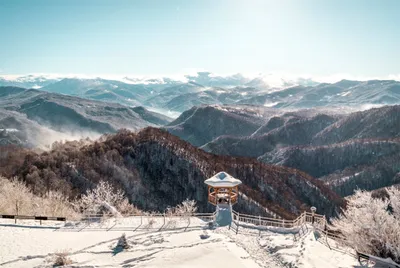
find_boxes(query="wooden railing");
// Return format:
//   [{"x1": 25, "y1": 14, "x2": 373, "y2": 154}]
[
  {"x1": 1, "y1": 208, "x2": 345, "y2": 242},
  {"x1": 231, "y1": 210, "x2": 326, "y2": 229},
  {"x1": 230, "y1": 210, "x2": 347, "y2": 242},
  {"x1": 208, "y1": 193, "x2": 238, "y2": 205},
  {"x1": 81, "y1": 212, "x2": 215, "y2": 220},
  {"x1": 78, "y1": 210, "x2": 347, "y2": 242},
  {"x1": 80, "y1": 210, "x2": 327, "y2": 231}
]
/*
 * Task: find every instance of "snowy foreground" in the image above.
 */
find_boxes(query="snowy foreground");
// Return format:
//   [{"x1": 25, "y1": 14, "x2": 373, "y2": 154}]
[{"x1": 0, "y1": 217, "x2": 361, "y2": 268}]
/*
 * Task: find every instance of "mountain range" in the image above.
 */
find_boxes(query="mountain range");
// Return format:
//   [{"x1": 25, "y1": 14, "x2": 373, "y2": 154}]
[
  {"x1": 1, "y1": 73, "x2": 400, "y2": 208},
  {"x1": 1, "y1": 74, "x2": 400, "y2": 113},
  {"x1": 166, "y1": 104, "x2": 400, "y2": 197}
]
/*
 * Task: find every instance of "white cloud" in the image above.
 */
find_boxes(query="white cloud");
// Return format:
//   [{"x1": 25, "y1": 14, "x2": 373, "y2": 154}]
[
  {"x1": 358, "y1": 103, "x2": 387, "y2": 111},
  {"x1": 388, "y1": 74, "x2": 400, "y2": 81}
]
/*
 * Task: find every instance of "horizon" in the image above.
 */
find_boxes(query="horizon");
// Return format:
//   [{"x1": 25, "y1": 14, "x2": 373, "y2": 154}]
[
  {"x1": 1, "y1": 0, "x2": 399, "y2": 77},
  {"x1": 1, "y1": 71, "x2": 400, "y2": 86}
]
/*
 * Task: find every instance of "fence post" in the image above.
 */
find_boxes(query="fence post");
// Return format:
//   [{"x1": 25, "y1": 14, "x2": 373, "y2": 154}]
[
  {"x1": 259, "y1": 215, "x2": 261, "y2": 226},
  {"x1": 15, "y1": 201, "x2": 18, "y2": 224},
  {"x1": 311, "y1": 207, "x2": 317, "y2": 224},
  {"x1": 230, "y1": 211, "x2": 234, "y2": 230},
  {"x1": 304, "y1": 212, "x2": 308, "y2": 231},
  {"x1": 236, "y1": 212, "x2": 240, "y2": 234},
  {"x1": 325, "y1": 229, "x2": 331, "y2": 249}
]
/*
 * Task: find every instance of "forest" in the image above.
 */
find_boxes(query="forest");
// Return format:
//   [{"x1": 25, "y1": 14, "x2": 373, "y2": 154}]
[{"x1": 0, "y1": 127, "x2": 344, "y2": 219}]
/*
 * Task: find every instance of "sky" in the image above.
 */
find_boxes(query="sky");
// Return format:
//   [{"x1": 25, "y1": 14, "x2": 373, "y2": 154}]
[{"x1": 0, "y1": 0, "x2": 399, "y2": 78}]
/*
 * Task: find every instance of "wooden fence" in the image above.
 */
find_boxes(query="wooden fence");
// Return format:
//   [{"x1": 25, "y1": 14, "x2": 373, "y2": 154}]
[
  {"x1": 232, "y1": 210, "x2": 325, "y2": 228},
  {"x1": 0, "y1": 210, "x2": 346, "y2": 242}
]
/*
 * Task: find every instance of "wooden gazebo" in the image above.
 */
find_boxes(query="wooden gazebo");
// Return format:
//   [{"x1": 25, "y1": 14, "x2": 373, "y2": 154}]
[{"x1": 204, "y1": 172, "x2": 242, "y2": 206}]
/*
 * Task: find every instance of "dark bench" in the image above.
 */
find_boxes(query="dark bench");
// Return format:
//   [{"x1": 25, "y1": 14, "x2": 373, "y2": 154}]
[{"x1": 0, "y1": 214, "x2": 66, "y2": 224}]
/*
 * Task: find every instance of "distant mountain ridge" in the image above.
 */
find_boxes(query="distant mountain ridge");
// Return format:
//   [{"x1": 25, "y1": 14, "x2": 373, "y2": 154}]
[
  {"x1": 237, "y1": 80, "x2": 400, "y2": 109},
  {"x1": 41, "y1": 78, "x2": 155, "y2": 107},
  {"x1": 2, "y1": 74, "x2": 400, "y2": 113},
  {"x1": 0, "y1": 75, "x2": 59, "y2": 89},
  {"x1": 0, "y1": 86, "x2": 172, "y2": 148}
]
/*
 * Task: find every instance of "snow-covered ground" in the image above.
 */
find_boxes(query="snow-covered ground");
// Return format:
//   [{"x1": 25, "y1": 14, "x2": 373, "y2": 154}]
[
  {"x1": 0, "y1": 218, "x2": 362, "y2": 268},
  {"x1": 216, "y1": 224, "x2": 360, "y2": 268}
]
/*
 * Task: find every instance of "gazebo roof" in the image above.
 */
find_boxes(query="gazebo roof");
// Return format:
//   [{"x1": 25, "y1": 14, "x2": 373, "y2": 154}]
[{"x1": 204, "y1": 172, "x2": 242, "y2": 188}]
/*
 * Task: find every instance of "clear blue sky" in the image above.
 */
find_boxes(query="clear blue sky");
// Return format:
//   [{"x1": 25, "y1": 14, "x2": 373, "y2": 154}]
[{"x1": 0, "y1": 0, "x2": 399, "y2": 76}]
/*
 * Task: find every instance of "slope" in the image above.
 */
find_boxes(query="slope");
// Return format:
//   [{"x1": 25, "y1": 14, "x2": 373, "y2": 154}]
[
  {"x1": 170, "y1": 104, "x2": 400, "y2": 196},
  {"x1": 165, "y1": 105, "x2": 278, "y2": 147},
  {"x1": 0, "y1": 127, "x2": 344, "y2": 219}
]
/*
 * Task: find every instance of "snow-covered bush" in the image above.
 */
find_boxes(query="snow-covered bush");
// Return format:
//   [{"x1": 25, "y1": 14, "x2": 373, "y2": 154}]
[
  {"x1": 117, "y1": 198, "x2": 141, "y2": 215},
  {"x1": 165, "y1": 206, "x2": 175, "y2": 217},
  {"x1": 51, "y1": 249, "x2": 73, "y2": 266},
  {"x1": 332, "y1": 187, "x2": 400, "y2": 263},
  {"x1": 0, "y1": 177, "x2": 78, "y2": 219},
  {"x1": 175, "y1": 199, "x2": 197, "y2": 217},
  {"x1": 75, "y1": 181, "x2": 139, "y2": 217},
  {"x1": 163, "y1": 200, "x2": 198, "y2": 217}
]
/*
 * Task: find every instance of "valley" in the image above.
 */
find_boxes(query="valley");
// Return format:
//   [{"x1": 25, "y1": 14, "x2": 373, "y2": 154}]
[{"x1": 1, "y1": 75, "x2": 399, "y2": 200}]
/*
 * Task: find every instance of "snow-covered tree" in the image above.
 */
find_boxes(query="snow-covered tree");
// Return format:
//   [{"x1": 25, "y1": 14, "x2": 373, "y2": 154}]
[
  {"x1": 75, "y1": 181, "x2": 137, "y2": 216},
  {"x1": 175, "y1": 199, "x2": 197, "y2": 217},
  {"x1": 0, "y1": 177, "x2": 78, "y2": 219},
  {"x1": 332, "y1": 187, "x2": 400, "y2": 263}
]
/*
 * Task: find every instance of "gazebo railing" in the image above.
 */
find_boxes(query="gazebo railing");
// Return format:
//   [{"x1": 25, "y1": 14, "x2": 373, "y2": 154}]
[{"x1": 208, "y1": 191, "x2": 238, "y2": 205}]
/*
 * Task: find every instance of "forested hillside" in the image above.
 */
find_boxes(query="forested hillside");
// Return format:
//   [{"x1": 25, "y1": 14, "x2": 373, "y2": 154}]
[
  {"x1": 167, "y1": 105, "x2": 400, "y2": 196},
  {"x1": 0, "y1": 128, "x2": 343, "y2": 219}
]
